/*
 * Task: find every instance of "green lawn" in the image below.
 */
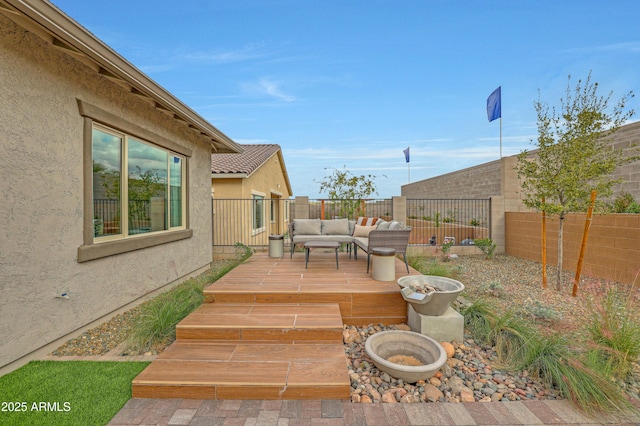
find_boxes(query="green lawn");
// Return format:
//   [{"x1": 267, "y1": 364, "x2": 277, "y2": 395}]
[{"x1": 0, "y1": 361, "x2": 149, "y2": 426}]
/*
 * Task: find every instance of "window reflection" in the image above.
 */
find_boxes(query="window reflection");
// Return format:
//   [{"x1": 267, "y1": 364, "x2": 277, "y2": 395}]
[
  {"x1": 92, "y1": 128, "x2": 122, "y2": 236},
  {"x1": 91, "y1": 126, "x2": 185, "y2": 240},
  {"x1": 127, "y1": 138, "x2": 167, "y2": 234}
]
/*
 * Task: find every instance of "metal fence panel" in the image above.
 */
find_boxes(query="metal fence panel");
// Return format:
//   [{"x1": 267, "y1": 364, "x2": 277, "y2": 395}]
[
  {"x1": 406, "y1": 198, "x2": 491, "y2": 246},
  {"x1": 212, "y1": 198, "x2": 490, "y2": 248}
]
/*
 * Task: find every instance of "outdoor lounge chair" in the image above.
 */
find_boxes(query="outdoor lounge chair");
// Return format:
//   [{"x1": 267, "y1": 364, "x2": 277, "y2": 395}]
[{"x1": 353, "y1": 227, "x2": 412, "y2": 274}]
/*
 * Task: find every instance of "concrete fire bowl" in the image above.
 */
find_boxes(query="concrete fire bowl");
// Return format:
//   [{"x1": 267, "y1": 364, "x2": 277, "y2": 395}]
[
  {"x1": 364, "y1": 330, "x2": 447, "y2": 383},
  {"x1": 397, "y1": 275, "x2": 465, "y2": 316}
]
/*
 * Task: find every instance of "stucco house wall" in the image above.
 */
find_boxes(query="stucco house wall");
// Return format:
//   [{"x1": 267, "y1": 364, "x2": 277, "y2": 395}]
[
  {"x1": 0, "y1": 6, "x2": 239, "y2": 374},
  {"x1": 211, "y1": 147, "x2": 292, "y2": 257}
]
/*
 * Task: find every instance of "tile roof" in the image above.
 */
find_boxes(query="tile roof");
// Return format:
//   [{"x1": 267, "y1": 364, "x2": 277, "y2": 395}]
[{"x1": 211, "y1": 144, "x2": 281, "y2": 176}]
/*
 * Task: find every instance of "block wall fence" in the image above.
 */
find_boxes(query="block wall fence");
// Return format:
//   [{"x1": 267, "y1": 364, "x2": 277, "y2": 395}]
[{"x1": 506, "y1": 212, "x2": 640, "y2": 285}]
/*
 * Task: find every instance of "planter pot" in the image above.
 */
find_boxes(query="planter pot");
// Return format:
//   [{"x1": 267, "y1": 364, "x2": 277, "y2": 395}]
[
  {"x1": 364, "y1": 330, "x2": 446, "y2": 383},
  {"x1": 397, "y1": 275, "x2": 465, "y2": 316}
]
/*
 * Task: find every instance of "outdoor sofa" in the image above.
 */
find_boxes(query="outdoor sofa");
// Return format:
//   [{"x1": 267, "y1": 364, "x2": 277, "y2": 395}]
[{"x1": 288, "y1": 218, "x2": 411, "y2": 273}]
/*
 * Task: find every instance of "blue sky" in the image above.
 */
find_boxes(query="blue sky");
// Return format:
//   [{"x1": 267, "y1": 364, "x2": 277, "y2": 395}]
[{"x1": 52, "y1": 0, "x2": 640, "y2": 199}]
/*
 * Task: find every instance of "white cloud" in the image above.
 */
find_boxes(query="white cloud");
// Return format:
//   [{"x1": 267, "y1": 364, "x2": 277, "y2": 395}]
[
  {"x1": 184, "y1": 43, "x2": 267, "y2": 63},
  {"x1": 242, "y1": 77, "x2": 296, "y2": 102}
]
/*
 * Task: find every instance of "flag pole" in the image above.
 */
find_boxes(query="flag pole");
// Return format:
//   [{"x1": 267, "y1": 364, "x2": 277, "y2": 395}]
[
  {"x1": 408, "y1": 146, "x2": 411, "y2": 183},
  {"x1": 500, "y1": 116, "x2": 503, "y2": 158}
]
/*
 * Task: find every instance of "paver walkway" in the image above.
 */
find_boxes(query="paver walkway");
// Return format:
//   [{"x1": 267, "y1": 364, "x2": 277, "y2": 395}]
[{"x1": 108, "y1": 397, "x2": 639, "y2": 425}]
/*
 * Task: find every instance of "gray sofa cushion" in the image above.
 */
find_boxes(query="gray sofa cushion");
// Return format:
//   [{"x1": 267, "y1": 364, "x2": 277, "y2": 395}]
[
  {"x1": 321, "y1": 218, "x2": 350, "y2": 235},
  {"x1": 294, "y1": 218, "x2": 321, "y2": 235},
  {"x1": 388, "y1": 221, "x2": 403, "y2": 230},
  {"x1": 376, "y1": 221, "x2": 390, "y2": 230},
  {"x1": 292, "y1": 234, "x2": 354, "y2": 244},
  {"x1": 353, "y1": 236, "x2": 369, "y2": 250}
]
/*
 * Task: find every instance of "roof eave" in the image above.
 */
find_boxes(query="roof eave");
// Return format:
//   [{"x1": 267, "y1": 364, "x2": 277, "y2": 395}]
[{"x1": 0, "y1": 0, "x2": 242, "y2": 154}]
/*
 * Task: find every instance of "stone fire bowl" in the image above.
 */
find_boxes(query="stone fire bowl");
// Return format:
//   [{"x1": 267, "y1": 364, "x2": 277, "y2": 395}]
[
  {"x1": 397, "y1": 275, "x2": 465, "y2": 316},
  {"x1": 364, "y1": 330, "x2": 447, "y2": 383}
]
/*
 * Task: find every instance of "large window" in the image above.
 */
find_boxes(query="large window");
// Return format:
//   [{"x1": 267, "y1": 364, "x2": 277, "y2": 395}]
[
  {"x1": 77, "y1": 100, "x2": 192, "y2": 263},
  {"x1": 92, "y1": 125, "x2": 185, "y2": 239}
]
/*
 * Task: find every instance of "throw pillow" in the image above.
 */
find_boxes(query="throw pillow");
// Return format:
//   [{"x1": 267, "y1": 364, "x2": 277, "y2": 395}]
[
  {"x1": 353, "y1": 224, "x2": 376, "y2": 237},
  {"x1": 356, "y1": 217, "x2": 379, "y2": 226},
  {"x1": 321, "y1": 219, "x2": 350, "y2": 235},
  {"x1": 293, "y1": 218, "x2": 321, "y2": 235}
]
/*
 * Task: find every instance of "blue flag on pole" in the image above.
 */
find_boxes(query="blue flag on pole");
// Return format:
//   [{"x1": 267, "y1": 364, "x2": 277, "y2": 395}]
[
  {"x1": 403, "y1": 147, "x2": 410, "y2": 163},
  {"x1": 487, "y1": 86, "x2": 501, "y2": 122}
]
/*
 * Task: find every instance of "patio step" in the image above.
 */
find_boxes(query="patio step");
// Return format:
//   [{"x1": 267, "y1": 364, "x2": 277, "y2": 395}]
[
  {"x1": 131, "y1": 252, "x2": 418, "y2": 400},
  {"x1": 202, "y1": 252, "x2": 411, "y2": 325},
  {"x1": 132, "y1": 340, "x2": 350, "y2": 400},
  {"x1": 132, "y1": 302, "x2": 350, "y2": 400},
  {"x1": 176, "y1": 303, "x2": 344, "y2": 341}
]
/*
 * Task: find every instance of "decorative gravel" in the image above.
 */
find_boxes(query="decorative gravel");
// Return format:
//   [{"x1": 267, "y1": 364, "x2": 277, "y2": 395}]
[{"x1": 344, "y1": 322, "x2": 559, "y2": 403}]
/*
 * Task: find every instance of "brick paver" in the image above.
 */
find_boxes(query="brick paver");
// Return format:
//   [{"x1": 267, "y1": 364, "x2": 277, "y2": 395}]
[{"x1": 107, "y1": 398, "x2": 640, "y2": 425}]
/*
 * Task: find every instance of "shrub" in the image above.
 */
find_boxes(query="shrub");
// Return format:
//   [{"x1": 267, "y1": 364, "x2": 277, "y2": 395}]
[
  {"x1": 522, "y1": 299, "x2": 563, "y2": 322},
  {"x1": 611, "y1": 191, "x2": 637, "y2": 213},
  {"x1": 477, "y1": 281, "x2": 506, "y2": 298},
  {"x1": 474, "y1": 238, "x2": 497, "y2": 259}
]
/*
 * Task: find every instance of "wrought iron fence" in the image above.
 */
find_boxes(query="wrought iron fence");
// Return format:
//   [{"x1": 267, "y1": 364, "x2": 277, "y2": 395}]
[
  {"x1": 406, "y1": 198, "x2": 491, "y2": 246},
  {"x1": 212, "y1": 197, "x2": 491, "y2": 248},
  {"x1": 212, "y1": 198, "x2": 290, "y2": 247},
  {"x1": 93, "y1": 198, "x2": 154, "y2": 235}
]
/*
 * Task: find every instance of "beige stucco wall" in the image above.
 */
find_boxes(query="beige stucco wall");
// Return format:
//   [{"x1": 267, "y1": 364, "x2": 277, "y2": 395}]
[
  {"x1": 211, "y1": 151, "x2": 292, "y2": 256},
  {"x1": 212, "y1": 151, "x2": 291, "y2": 199},
  {"x1": 0, "y1": 17, "x2": 213, "y2": 372}
]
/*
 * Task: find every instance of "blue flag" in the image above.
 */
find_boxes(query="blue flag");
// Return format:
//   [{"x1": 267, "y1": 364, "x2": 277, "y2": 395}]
[
  {"x1": 487, "y1": 86, "x2": 501, "y2": 122},
  {"x1": 403, "y1": 147, "x2": 410, "y2": 163}
]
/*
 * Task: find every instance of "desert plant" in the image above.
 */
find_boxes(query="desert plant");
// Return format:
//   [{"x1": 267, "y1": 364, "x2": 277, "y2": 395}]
[
  {"x1": 522, "y1": 299, "x2": 563, "y2": 322},
  {"x1": 126, "y1": 247, "x2": 252, "y2": 353},
  {"x1": 407, "y1": 256, "x2": 458, "y2": 278},
  {"x1": 125, "y1": 278, "x2": 205, "y2": 352},
  {"x1": 461, "y1": 301, "x2": 532, "y2": 366},
  {"x1": 474, "y1": 238, "x2": 497, "y2": 259},
  {"x1": 583, "y1": 285, "x2": 640, "y2": 379},
  {"x1": 478, "y1": 281, "x2": 506, "y2": 298},
  {"x1": 461, "y1": 300, "x2": 637, "y2": 415}
]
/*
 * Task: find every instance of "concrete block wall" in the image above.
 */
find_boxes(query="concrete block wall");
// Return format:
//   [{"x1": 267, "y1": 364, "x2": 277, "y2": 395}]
[
  {"x1": 402, "y1": 159, "x2": 503, "y2": 199},
  {"x1": 506, "y1": 212, "x2": 640, "y2": 285}
]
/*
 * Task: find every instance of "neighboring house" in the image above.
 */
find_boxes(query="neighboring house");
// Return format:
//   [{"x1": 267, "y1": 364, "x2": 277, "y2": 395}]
[
  {"x1": 211, "y1": 144, "x2": 292, "y2": 256},
  {"x1": 0, "y1": 0, "x2": 241, "y2": 374}
]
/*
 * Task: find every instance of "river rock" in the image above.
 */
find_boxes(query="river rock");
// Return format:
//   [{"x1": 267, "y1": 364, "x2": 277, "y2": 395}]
[
  {"x1": 381, "y1": 391, "x2": 397, "y2": 403},
  {"x1": 423, "y1": 384, "x2": 444, "y2": 401},
  {"x1": 441, "y1": 341, "x2": 455, "y2": 358},
  {"x1": 343, "y1": 329, "x2": 361, "y2": 344}
]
